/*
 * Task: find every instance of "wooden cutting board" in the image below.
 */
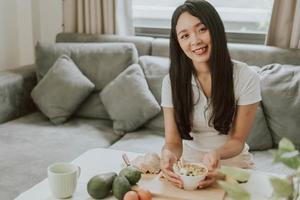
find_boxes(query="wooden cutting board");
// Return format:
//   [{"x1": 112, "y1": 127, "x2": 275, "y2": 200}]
[{"x1": 138, "y1": 174, "x2": 225, "y2": 200}]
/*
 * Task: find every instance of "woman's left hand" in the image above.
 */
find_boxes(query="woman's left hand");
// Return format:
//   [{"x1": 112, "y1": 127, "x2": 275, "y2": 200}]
[
  {"x1": 198, "y1": 169, "x2": 219, "y2": 188},
  {"x1": 198, "y1": 150, "x2": 221, "y2": 188},
  {"x1": 202, "y1": 150, "x2": 221, "y2": 169}
]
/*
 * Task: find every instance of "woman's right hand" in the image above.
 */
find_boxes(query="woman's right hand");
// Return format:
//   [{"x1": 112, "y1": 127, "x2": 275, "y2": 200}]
[{"x1": 160, "y1": 149, "x2": 182, "y2": 188}]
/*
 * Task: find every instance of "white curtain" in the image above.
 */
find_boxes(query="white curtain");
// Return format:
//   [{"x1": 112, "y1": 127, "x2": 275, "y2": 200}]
[
  {"x1": 63, "y1": 0, "x2": 134, "y2": 36},
  {"x1": 265, "y1": 0, "x2": 300, "y2": 49}
]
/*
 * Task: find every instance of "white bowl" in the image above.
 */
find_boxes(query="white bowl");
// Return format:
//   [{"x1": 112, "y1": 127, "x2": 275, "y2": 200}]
[{"x1": 173, "y1": 162, "x2": 208, "y2": 190}]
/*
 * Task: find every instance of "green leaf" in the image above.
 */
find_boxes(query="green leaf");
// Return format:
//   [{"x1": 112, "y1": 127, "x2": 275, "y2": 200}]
[
  {"x1": 270, "y1": 177, "x2": 293, "y2": 198},
  {"x1": 279, "y1": 156, "x2": 300, "y2": 170},
  {"x1": 218, "y1": 166, "x2": 250, "y2": 183},
  {"x1": 281, "y1": 151, "x2": 299, "y2": 158},
  {"x1": 218, "y1": 180, "x2": 250, "y2": 200},
  {"x1": 279, "y1": 138, "x2": 295, "y2": 152},
  {"x1": 270, "y1": 150, "x2": 281, "y2": 163},
  {"x1": 271, "y1": 150, "x2": 300, "y2": 170},
  {"x1": 271, "y1": 147, "x2": 300, "y2": 170}
]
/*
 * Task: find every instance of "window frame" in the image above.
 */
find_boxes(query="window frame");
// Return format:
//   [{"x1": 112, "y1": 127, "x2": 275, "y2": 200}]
[
  {"x1": 134, "y1": 27, "x2": 266, "y2": 44},
  {"x1": 132, "y1": 1, "x2": 273, "y2": 44}
]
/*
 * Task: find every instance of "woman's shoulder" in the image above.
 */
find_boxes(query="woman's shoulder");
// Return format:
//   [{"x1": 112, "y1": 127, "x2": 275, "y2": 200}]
[
  {"x1": 162, "y1": 73, "x2": 171, "y2": 85},
  {"x1": 232, "y1": 59, "x2": 248, "y2": 73},
  {"x1": 232, "y1": 59, "x2": 259, "y2": 80},
  {"x1": 163, "y1": 74, "x2": 170, "y2": 81},
  {"x1": 162, "y1": 74, "x2": 171, "y2": 89}
]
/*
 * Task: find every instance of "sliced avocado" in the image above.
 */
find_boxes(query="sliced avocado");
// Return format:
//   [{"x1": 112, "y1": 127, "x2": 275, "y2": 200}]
[
  {"x1": 87, "y1": 172, "x2": 117, "y2": 199},
  {"x1": 112, "y1": 175, "x2": 131, "y2": 200},
  {"x1": 119, "y1": 166, "x2": 142, "y2": 185}
]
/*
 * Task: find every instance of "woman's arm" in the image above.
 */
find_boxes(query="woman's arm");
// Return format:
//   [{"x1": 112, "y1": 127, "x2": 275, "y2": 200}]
[
  {"x1": 199, "y1": 102, "x2": 259, "y2": 188},
  {"x1": 215, "y1": 102, "x2": 259, "y2": 159},
  {"x1": 162, "y1": 107, "x2": 183, "y2": 158},
  {"x1": 160, "y1": 107, "x2": 183, "y2": 188}
]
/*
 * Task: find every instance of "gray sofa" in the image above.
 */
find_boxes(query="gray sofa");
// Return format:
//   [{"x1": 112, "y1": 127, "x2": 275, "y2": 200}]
[{"x1": 1, "y1": 33, "x2": 299, "y2": 199}]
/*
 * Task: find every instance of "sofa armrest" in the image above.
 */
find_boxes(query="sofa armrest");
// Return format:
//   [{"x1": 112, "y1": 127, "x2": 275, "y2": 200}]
[{"x1": 0, "y1": 64, "x2": 37, "y2": 124}]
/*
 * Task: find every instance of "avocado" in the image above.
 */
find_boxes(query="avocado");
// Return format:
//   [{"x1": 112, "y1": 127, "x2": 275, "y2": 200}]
[
  {"x1": 112, "y1": 175, "x2": 131, "y2": 200},
  {"x1": 87, "y1": 172, "x2": 117, "y2": 199},
  {"x1": 119, "y1": 166, "x2": 142, "y2": 185}
]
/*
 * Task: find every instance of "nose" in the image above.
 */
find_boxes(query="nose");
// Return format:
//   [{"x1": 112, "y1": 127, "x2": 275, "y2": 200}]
[{"x1": 191, "y1": 33, "x2": 202, "y2": 46}]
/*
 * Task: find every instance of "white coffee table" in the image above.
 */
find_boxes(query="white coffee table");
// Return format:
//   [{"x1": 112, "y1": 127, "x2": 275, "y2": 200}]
[{"x1": 15, "y1": 148, "x2": 279, "y2": 200}]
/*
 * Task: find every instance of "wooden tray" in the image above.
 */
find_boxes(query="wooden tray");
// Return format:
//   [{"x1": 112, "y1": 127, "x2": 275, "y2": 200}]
[{"x1": 138, "y1": 174, "x2": 225, "y2": 200}]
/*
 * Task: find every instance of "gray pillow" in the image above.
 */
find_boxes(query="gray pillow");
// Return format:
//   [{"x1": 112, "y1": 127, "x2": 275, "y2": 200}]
[
  {"x1": 138, "y1": 56, "x2": 170, "y2": 132},
  {"x1": 31, "y1": 55, "x2": 95, "y2": 124},
  {"x1": 260, "y1": 64, "x2": 300, "y2": 149},
  {"x1": 35, "y1": 43, "x2": 138, "y2": 119},
  {"x1": 246, "y1": 103, "x2": 273, "y2": 150},
  {"x1": 244, "y1": 66, "x2": 273, "y2": 150},
  {"x1": 35, "y1": 43, "x2": 138, "y2": 90},
  {"x1": 100, "y1": 64, "x2": 161, "y2": 135},
  {"x1": 75, "y1": 92, "x2": 110, "y2": 119}
]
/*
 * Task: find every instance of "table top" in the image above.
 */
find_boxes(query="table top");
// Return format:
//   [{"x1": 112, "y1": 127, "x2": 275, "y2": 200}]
[{"x1": 15, "y1": 148, "x2": 279, "y2": 200}]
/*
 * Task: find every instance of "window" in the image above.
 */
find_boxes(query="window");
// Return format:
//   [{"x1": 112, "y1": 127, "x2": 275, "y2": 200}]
[{"x1": 132, "y1": 0, "x2": 274, "y2": 44}]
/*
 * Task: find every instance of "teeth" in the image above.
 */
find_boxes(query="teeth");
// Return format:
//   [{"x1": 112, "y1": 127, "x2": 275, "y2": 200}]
[{"x1": 193, "y1": 47, "x2": 206, "y2": 55}]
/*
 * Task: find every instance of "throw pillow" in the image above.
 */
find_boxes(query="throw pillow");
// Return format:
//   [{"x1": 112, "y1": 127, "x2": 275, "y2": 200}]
[
  {"x1": 245, "y1": 66, "x2": 273, "y2": 150},
  {"x1": 100, "y1": 64, "x2": 161, "y2": 135},
  {"x1": 75, "y1": 92, "x2": 110, "y2": 119},
  {"x1": 31, "y1": 55, "x2": 95, "y2": 124},
  {"x1": 260, "y1": 63, "x2": 300, "y2": 149},
  {"x1": 35, "y1": 42, "x2": 138, "y2": 120},
  {"x1": 246, "y1": 102, "x2": 273, "y2": 150},
  {"x1": 138, "y1": 56, "x2": 170, "y2": 132}
]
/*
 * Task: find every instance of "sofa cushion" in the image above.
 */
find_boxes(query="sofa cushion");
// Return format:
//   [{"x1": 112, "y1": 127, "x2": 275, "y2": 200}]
[
  {"x1": 260, "y1": 64, "x2": 300, "y2": 149},
  {"x1": 247, "y1": 103, "x2": 273, "y2": 150},
  {"x1": 31, "y1": 55, "x2": 95, "y2": 124},
  {"x1": 139, "y1": 56, "x2": 170, "y2": 132},
  {"x1": 56, "y1": 33, "x2": 154, "y2": 56},
  {"x1": 0, "y1": 64, "x2": 37, "y2": 124},
  {"x1": 0, "y1": 112, "x2": 120, "y2": 199},
  {"x1": 35, "y1": 42, "x2": 138, "y2": 119},
  {"x1": 151, "y1": 38, "x2": 169, "y2": 57},
  {"x1": 75, "y1": 92, "x2": 110, "y2": 119},
  {"x1": 35, "y1": 43, "x2": 138, "y2": 90},
  {"x1": 245, "y1": 66, "x2": 273, "y2": 150},
  {"x1": 100, "y1": 64, "x2": 161, "y2": 135},
  {"x1": 139, "y1": 56, "x2": 170, "y2": 102},
  {"x1": 109, "y1": 129, "x2": 164, "y2": 154}
]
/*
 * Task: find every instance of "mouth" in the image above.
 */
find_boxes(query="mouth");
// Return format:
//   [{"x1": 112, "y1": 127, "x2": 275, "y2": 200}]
[{"x1": 192, "y1": 46, "x2": 208, "y2": 56}]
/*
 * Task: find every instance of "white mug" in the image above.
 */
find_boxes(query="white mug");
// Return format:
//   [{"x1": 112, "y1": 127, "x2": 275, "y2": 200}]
[{"x1": 47, "y1": 162, "x2": 81, "y2": 199}]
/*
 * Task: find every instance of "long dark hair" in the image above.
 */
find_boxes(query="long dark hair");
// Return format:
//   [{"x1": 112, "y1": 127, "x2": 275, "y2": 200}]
[{"x1": 169, "y1": 0, "x2": 235, "y2": 140}]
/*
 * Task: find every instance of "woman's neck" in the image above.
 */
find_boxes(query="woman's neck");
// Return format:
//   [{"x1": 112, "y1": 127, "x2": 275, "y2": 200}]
[{"x1": 193, "y1": 61, "x2": 211, "y2": 77}]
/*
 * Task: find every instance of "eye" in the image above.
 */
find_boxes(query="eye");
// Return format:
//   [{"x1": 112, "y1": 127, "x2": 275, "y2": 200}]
[
  {"x1": 180, "y1": 34, "x2": 189, "y2": 40},
  {"x1": 198, "y1": 26, "x2": 207, "y2": 33}
]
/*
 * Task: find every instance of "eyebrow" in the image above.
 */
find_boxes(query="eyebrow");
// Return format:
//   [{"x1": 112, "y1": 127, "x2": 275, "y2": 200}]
[{"x1": 177, "y1": 22, "x2": 203, "y2": 36}]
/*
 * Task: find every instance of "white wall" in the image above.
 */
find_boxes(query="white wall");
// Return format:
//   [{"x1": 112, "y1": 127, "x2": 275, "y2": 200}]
[
  {"x1": 0, "y1": 0, "x2": 63, "y2": 70},
  {"x1": 0, "y1": 0, "x2": 20, "y2": 69},
  {"x1": 17, "y1": 0, "x2": 35, "y2": 66},
  {"x1": 32, "y1": 0, "x2": 63, "y2": 44}
]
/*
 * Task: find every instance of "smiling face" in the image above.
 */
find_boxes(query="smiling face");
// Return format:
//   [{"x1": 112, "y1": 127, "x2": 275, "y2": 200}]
[{"x1": 176, "y1": 12, "x2": 212, "y2": 65}]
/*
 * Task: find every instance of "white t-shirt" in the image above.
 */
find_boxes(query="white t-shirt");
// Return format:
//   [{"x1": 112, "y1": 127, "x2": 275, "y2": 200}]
[{"x1": 161, "y1": 60, "x2": 261, "y2": 166}]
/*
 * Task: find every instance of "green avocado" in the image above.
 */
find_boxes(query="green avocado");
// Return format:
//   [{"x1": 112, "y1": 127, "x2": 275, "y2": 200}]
[
  {"x1": 112, "y1": 175, "x2": 131, "y2": 200},
  {"x1": 87, "y1": 172, "x2": 117, "y2": 199},
  {"x1": 119, "y1": 166, "x2": 142, "y2": 185}
]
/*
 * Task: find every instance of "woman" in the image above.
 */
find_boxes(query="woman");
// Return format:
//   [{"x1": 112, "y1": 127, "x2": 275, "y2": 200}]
[{"x1": 160, "y1": 0, "x2": 261, "y2": 189}]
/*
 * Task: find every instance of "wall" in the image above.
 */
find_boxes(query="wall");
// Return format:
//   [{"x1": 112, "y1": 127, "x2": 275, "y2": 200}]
[
  {"x1": 32, "y1": 0, "x2": 63, "y2": 44},
  {"x1": 0, "y1": 0, "x2": 21, "y2": 70},
  {"x1": 0, "y1": 0, "x2": 62, "y2": 70}
]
